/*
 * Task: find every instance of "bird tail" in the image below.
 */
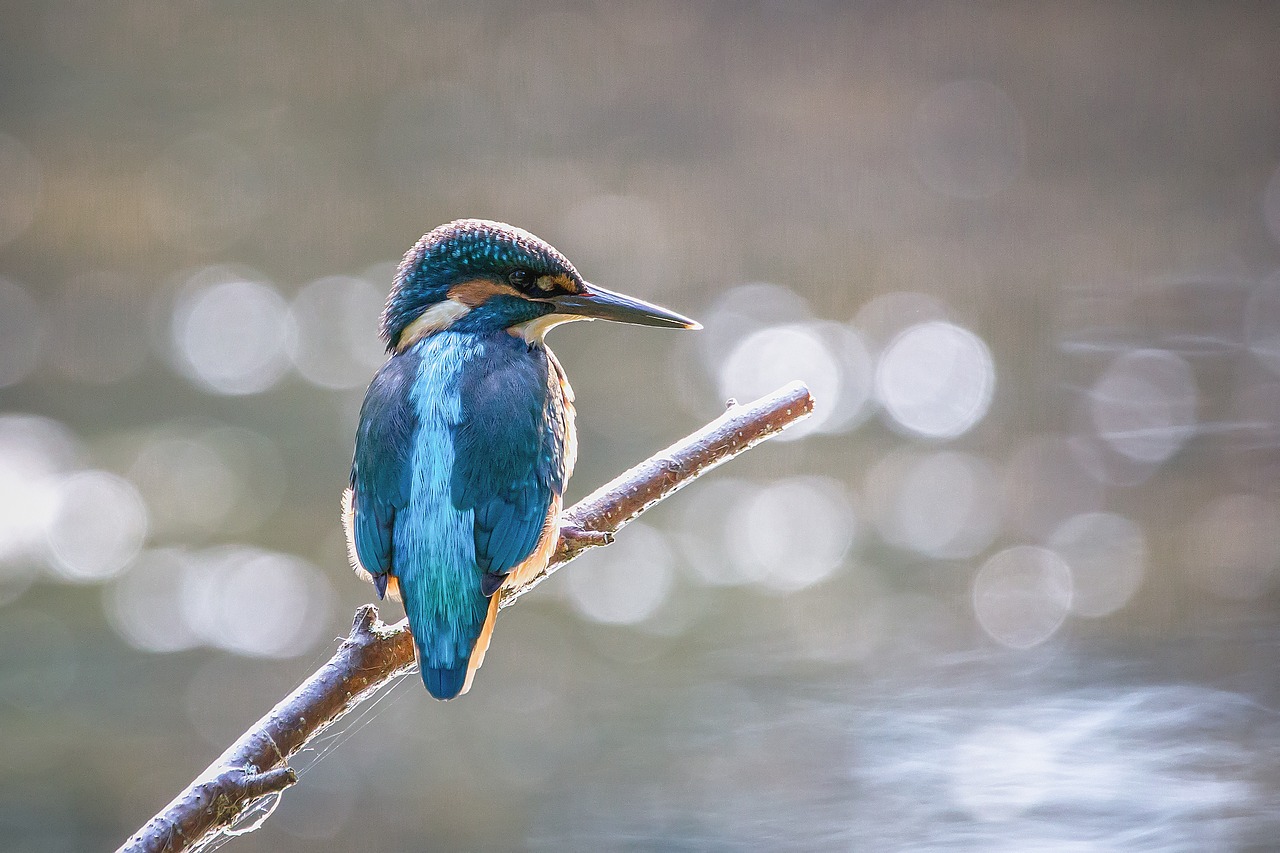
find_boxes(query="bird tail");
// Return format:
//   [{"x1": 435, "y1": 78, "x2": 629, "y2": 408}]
[
  {"x1": 408, "y1": 590, "x2": 498, "y2": 699},
  {"x1": 401, "y1": 576, "x2": 489, "y2": 701},
  {"x1": 419, "y1": 654, "x2": 468, "y2": 700}
]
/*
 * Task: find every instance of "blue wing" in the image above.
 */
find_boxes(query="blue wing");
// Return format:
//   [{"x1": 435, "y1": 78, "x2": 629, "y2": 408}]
[
  {"x1": 451, "y1": 337, "x2": 568, "y2": 596},
  {"x1": 348, "y1": 352, "x2": 420, "y2": 593},
  {"x1": 347, "y1": 334, "x2": 568, "y2": 700}
]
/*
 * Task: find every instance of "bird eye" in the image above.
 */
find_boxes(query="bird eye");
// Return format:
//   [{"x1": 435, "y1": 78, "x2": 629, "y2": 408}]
[{"x1": 508, "y1": 269, "x2": 533, "y2": 288}]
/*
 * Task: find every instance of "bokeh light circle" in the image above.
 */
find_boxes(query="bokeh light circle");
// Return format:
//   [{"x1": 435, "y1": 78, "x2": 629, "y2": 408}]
[
  {"x1": 1089, "y1": 349, "x2": 1197, "y2": 464},
  {"x1": 853, "y1": 291, "x2": 949, "y2": 352},
  {"x1": 179, "y1": 546, "x2": 334, "y2": 658},
  {"x1": 867, "y1": 450, "x2": 1001, "y2": 559},
  {"x1": 45, "y1": 470, "x2": 148, "y2": 583},
  {"x1": 676, "y1": 477, "x2": 756, "y2": 587},
  {"x1": 0, "y1": 415, "x2": 83, "y2": 566},
  {"x1": 1048, "y1": 512, "x2": 1146, "y2": 618},
  {"x1": 973, "y1": 546, "x2": 1073, "y2": 649},
  {"x1": 105, "y1": 549, "x2": 200, "y2": 653},
  {"x1": 170, "y1": 268, "x2": 296, "y2": 395},
  {"x1": 726, "y1": 476, "x2": 856, "y2": 591},
  {"x1": 290, "y1": 275, "x2": 387, "y2": 389},
  {"x1": 566, "y1": 523, "x2": 674, "y2": 625},
  {"x1": 128, "y1": 434, "x2": 240, "y2": 540},
  {"x1": 719, "y1": 322, "x2": 871, "y2": 439},
  {"x1": 876, "y1": 321, "x2": 995, "y2": 439},
  {"x1": 695, "y1": 282, "x2": 815, "y2": 370}
]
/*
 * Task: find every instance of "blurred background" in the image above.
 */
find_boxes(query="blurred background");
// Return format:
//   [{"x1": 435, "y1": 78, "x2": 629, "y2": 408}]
[{"x1": 3, "y1": 2, "x2": 1280, "y2": 850}]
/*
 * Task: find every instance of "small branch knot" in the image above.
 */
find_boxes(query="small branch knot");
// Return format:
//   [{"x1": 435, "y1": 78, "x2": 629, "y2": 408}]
[{"x1": 350, "y1": 604, "x2": 380, "y2": 640}]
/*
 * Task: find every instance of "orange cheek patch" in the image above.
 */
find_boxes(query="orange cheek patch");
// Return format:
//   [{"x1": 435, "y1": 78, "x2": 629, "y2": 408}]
[{"x1": 448, "y1": 279, "x2": 522, "y2": 307}]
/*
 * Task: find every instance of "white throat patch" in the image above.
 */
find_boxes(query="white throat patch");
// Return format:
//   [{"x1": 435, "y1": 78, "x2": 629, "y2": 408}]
[
  {"x1": 510, "y1": 312, "x2": 590, "y2": 343},
  {"x1": 396, "y1": 299, "x2": 471, "y2": 351}
]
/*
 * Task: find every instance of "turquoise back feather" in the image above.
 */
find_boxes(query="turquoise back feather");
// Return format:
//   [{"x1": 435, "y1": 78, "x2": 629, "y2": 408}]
[{"x1": 349, "y1": 329, "x2": 567, "y2": 698}]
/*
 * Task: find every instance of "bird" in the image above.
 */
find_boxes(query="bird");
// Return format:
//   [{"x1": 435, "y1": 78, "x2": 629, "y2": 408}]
[{"x1": 343, "y1": 219, "x2": 699, "y2": 699}]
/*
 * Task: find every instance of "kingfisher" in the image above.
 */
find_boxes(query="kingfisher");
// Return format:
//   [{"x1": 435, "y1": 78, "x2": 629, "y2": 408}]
[{"x1": 343, "y1": 219, "x2": 698, "y2": 699}]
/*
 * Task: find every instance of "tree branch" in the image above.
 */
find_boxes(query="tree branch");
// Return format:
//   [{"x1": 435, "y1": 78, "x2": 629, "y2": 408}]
[{"x1": 118, "y1": 381, "x2": 814, "y2": 853}]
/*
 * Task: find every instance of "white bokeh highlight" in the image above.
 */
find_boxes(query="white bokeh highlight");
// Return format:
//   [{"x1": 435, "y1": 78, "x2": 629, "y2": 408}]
[
  {"x1": 676, "y1": 477, "x2": 755, "y2": 587},
  {"x1": 726, "y1": 476, "x2": 856, "y2": 591},
  {"x1": 290, "y1": 275, "x2": 387, "y2": 389},
  {"x1": 179, "y1": 546, "x2": 334, "y2": 658},
  {"x1": 45, "y1": 471, "x2": 148, "y2": 583},
  {"x1": 1049, "y1": 512, "x2": 1147, "y2": 618},
  {"x1": 128, "y1": 434, "x2": 240, "y2": 540},
  {"x1": 105, "y1": 549, "x2": 201, "y2": 653},
  {"x1": 853, "y1": 291, "x2": 949, "y2": 352},
  {"x1": 1090, "y1": 349, "x2": 1198, "y2": 464},
  {"x1": 718, "y1": 322, "x2": 873, "y2": 440},
  {"x1": 170, "y1": 267, "x2": 296, "y2": 395},
  {"x1": 567, "y1": 522, "x2": 675, "y2": 625},
  {"x1": 973, "y1": 546, "x2": 1073, "y2": 649},
  {"x1": 0, "y1": 416, "x2": 82, "y2": 560},
  {"x1": 867, "y1": 450, "x2": 1001, "y2": 559},
  {"x1": 876, "y1": 321, "x2": 995, "y2": 439}
]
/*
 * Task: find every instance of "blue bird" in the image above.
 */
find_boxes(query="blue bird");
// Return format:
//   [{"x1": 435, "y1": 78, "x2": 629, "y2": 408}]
[{"x1": 344, "y1": 219, "x2": 699, "y2": 699}]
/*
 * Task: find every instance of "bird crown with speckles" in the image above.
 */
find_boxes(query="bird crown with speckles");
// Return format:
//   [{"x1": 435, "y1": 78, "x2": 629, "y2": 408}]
[{"x1": 380, "y1": 219, "x2": 582, "y2": 344}]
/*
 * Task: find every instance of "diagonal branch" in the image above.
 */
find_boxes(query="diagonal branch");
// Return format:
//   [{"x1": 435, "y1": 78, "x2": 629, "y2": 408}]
[{"x1": 117, "y1": 381, "x2": 814, "y2": 853}]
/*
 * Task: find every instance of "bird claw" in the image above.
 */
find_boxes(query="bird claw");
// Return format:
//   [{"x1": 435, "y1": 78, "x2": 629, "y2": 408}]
[{"x1": 559, "y1": 524, "x2": 614, "y2": 549}]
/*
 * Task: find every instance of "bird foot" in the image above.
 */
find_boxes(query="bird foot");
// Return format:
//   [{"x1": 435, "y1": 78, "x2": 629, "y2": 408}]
[{"x1": 559, "y1": 524, "x2": 614, "y2": 550}]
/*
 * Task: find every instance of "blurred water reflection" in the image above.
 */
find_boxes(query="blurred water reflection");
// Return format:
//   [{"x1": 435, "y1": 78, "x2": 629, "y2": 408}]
[{"x1": 2, "y1": 2, "x2": 1280, "y2": 850}]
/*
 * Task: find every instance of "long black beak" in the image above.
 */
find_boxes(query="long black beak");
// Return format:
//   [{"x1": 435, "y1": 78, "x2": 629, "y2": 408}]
[{"x1": 551, "y1": 283, "x2": 700, "y2": 330}]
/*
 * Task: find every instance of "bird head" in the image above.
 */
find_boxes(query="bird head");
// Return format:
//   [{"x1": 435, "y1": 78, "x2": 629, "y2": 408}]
[{"x1": 382, "y1": 219, "x2": 699, "y2": 352}]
